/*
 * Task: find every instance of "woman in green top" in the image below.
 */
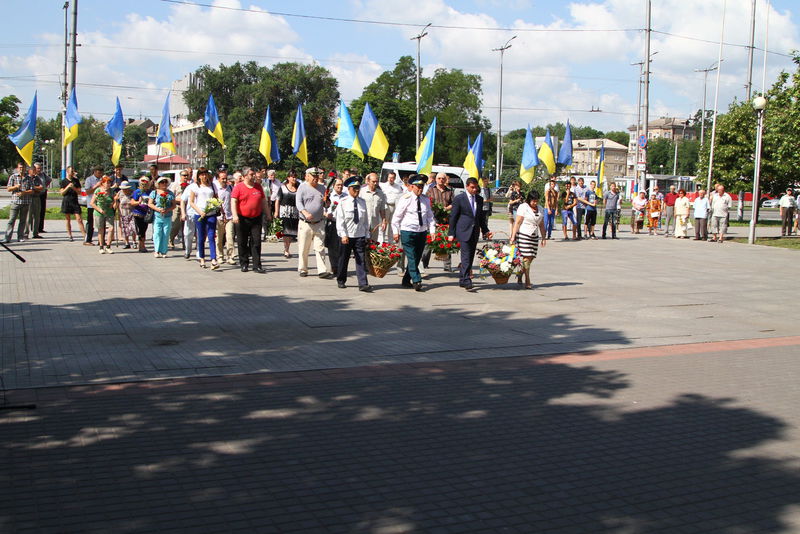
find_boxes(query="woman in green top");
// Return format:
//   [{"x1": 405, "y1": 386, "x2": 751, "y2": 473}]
[{"x1": 89, "y1": 176, "x2": 118, "y2": 254}]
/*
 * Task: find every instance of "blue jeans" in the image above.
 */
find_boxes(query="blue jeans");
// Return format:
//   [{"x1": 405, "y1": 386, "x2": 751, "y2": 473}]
[
  {"x1": 153, "y1": 215, "x2": 172, "y2": 254},
  {"x1": 602, "y1": 210, "x2": 619, "y2": 238},
  {"x1": 544, "y1": 209, "x2": 556, "y2": 238},
  {"x1": 196, "y1": 215, "x2": 217, "y2": 259}
]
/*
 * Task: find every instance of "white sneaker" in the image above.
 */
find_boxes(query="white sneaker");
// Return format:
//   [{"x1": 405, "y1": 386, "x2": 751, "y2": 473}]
[
  {"x1": 99, "y1": 248, "x2": 106, "y2": 254},
  {"x1": 106, "y1": 247, "x2": 114, "y2": 254}
]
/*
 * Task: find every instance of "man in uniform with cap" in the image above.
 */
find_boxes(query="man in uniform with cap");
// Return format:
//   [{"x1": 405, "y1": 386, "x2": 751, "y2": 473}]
[
  {"x1": 392, "y1": 174, "x2": 435, "y2": 291},
  {"x1": 335, "y1": 176, "x2": 372, "y2": 291}
]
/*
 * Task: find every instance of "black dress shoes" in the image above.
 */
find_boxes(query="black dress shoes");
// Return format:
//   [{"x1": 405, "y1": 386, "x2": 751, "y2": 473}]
[
  {"x1": 241, "y1": 264, "x2": 249, "y2": 272},
  {"x1": 413, "y1": 282, "x2": 423, "y2": 292},
  {"x1": 358, "y1": 285, "x2": 373, "y2": 292},
  {"x1": 253, "y1": 267, "x2": 265, "y2": 274}
]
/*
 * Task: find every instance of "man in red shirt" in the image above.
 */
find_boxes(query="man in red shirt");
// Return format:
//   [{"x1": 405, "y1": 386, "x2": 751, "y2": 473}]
[
  {"x1": 663, "y1": 185, "x2": 678, "y2": 237},
  {"x1": 231, "y1": 169, "x2": 268, "y2": 273}
]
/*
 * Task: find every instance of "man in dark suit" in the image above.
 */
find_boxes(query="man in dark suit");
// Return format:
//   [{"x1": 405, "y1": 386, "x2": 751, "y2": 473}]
[{"x1": 448, "y1": 177, "x2": 493, "y2": 290}]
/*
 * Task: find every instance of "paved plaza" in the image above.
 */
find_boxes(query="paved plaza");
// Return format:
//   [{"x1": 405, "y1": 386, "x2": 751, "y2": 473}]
[{"x1": 1, "y1": 218, "x2": 799, "y2": 533}]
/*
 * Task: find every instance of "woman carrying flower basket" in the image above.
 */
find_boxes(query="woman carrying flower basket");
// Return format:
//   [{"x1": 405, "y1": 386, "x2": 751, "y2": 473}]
[
  {"x1": 334, "y1": 176, "x2": 372, "y2": 292},
  {"x1": 447, "y1": 177, "x2": 493, "y2": 290},
  {"x1": 510, "y1": 191, "x2": 546, "y2": 289},
  {"x1": 147, "y1": 176, "x2": 176, "y2": 258},
  {"x1": 189, "y1": 169, "x2": 221, "y2": 270},
  {"x1": 477, "y1": 242, "x2": 523, "y2": 285}
]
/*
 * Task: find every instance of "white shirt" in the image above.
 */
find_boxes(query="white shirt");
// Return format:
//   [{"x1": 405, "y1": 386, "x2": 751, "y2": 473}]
[
  {"x1": 779, "y1": 194, "x2": 796, "y2": 208},
  {"x1": 335, "y1": 195, "x2": 369, "y2": 238},
  {"x1": 380, "y1": 181, "x2": 404, "y2": 205},
  {"x1": 183, "y1": 182, "x2": 199, "y2": 217},
  {"x1": 392, "y1": 192, "x2": 436, "y2": 236},
  {"x1": 85, "y1": 174, "x2": 100, "y2": 205},
  {"x1": 711, "y1": 193, "x2": 732, "y2": 217},
  {"x1": 517, "y1": 202, "x2": 543, "y2": 237},
  {"x1": 192, "y1": 184, "x2": 216, "y2": 214},
  {"x1": 674, "y1": 196, "x2": 691, "y2": 217},
  {"x1": 692, "y1": 197, "x2": 709, "y2": 217},
  {"x1": 327, "y1": 191, "x2": 347, "y2": 217}
]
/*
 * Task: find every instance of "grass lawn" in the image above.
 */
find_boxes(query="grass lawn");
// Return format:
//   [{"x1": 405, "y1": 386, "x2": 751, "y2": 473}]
[
  {"x1": 731, "y1": 236, "x2": 800, "y2": 250},
  {"x1": 0, "y1": 206, "x2": 88, "y2": 220}
]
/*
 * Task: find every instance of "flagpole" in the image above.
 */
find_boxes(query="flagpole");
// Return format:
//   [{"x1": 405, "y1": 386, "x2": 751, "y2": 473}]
[
  {"x1": 65, "y1": 0, "x2": 78, "y2": 171},
  {"x1": 493, "y1": 36, "x2": 516, "y2": 188},
  {"x1": 61, "y1": 1, "x2": 69, "y2": 179},
  {"x1": 706, "y1": 0, "x2": 726, "y2": 194},
  {"x1": 411, "y1": 23, "x2": 431, "y2": 151}
]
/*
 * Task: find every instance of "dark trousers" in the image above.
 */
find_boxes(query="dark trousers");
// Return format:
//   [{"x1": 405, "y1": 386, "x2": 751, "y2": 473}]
[
  {"x1": 324, "y1": 219, "x2": 340, "y2": 275},
  {"x1": 337, "y1": 236, "x2": 368, "y2": 286},
  {"x1": 38, "y1": 192, "x2": 47, "y2": 233},
  {"x1": 457, "y1": 236, "x2": 479, "y2": 285},
  {"x1": 134, "y1": 216, "x2": 149, "y2": 239},
  {"x1": 575, "y1": 208, "x2": 585, "y2": 238},
  {"x1": 602, "y1": 210, "x2": 618, "y2": 238},
  {"x1": 694, "y1": 218, "x2": 708, "y2": 240},
  {"x1": 421, "y1": 247, "x2": 451, "y2": 270},
  {"x1": 85, "y1": 207, "x2": 95, "y2": 243},
  {"x1": 781, "y1": 208, "x2": 795, "y2": 235},
  {"x1": 400, "y1": 230, "x2": 427, "y2": 284},
  {"x1": 237, "y1": 215, "x2": 263, "y2": 268}
]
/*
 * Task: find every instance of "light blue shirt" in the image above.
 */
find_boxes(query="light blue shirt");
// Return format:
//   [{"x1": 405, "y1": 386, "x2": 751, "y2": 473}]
[{"x1": 693, "y1": 197, "x2": 709, "y2": 217}]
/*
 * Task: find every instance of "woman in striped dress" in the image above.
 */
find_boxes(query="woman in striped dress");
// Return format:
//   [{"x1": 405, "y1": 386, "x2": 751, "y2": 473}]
[{"x1": 510, "y1": 191, "x2": 547, "y2": 289}]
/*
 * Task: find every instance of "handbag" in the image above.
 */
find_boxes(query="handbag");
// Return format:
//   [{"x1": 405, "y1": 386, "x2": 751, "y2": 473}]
[{"x1": 650, "y1": 211, "x2": 661, "y2": 219}]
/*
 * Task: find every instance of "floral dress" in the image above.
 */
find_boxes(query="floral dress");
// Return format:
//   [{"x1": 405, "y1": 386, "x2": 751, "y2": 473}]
[{"x1": 117, "y1": 192, "x2": 137, "y2": 240}]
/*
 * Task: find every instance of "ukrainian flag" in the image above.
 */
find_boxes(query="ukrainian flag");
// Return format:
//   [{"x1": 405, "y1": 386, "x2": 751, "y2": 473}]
[
  {"x1": 258, "y1": 106, "x2": 280, "y2": 165},
  {"x1": 156, "y1": 93, "x2": 176, "y2": 155},
  {"x1": 463, "y1": 132, "x2": 484, "y2": 182},
  {"x1": 538, "y1": 128, "x2": 556, "y2": 174},
  {"x1": 334, "y1": 100, "x2": 364, "y2": 160},
  {"x1": 292, "y1": 103, "x2": 308, "y2": 166},
  {"x1": 557, "y1": 120, "x2": 573, "y2": 169},
  {"x1": 204, "y1": 94, "x2": 225, "y2": 148},
  {"x1": 519, "y1": 126, "x2": 539, "y2": 184},
  {"x1": 597, "y1": 143, "x2": 606, "y2": 194},
  {"x1": 415, "y1": 117, "x2": 436, "y2": 175},
  {"x1": 358, "y1": 102, "x2": 389, "y2": 161},
  {"x1": 63, "y1": 87, "x2": 81, "y2": 147},
  {"x1": 104, "y1": 97, "x2": 125, "y2": 166},
  {"x1": 8, "y1": 92, "x2": 37, "y2": 166}
]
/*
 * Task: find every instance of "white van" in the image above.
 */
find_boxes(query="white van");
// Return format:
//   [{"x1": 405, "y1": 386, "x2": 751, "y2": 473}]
[{"x1": 380, "y1": 162, "x2": 470, "y2": 193}]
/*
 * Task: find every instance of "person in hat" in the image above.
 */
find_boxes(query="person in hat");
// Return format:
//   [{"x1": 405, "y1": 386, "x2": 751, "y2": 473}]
[
  {"x1": 59, "y1": 166, "x2": 85, "y2": 242},
  {"x1": 335, "y1": 176, "x2": 372, "y2": 291},
  {"x1": 130, "y1": 176, "x2": 154, "y2": 252},
  {"x1": 447, "y1": 177, "x2": 493, "y2": 290},
  {"x1": 392, "y1": 174, "x2": 435, "y2": 291},
  {"x1": 295, "y1": 167, "x2": 333, "y2": 279},
  {"x1": 147, "y1": 176, "x2": 176, "y2": 258},
  {"x1": 779, "y1": 187, "x2": 796, "y2": 236},
  {"x1": 115, "y1": 180, "x2": 136, "y2": 249}
]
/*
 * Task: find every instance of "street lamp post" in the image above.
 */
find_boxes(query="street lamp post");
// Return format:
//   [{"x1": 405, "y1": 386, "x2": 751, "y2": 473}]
[
  {"x1": 748, "y1": 96, "x2": 767, "y2": 245},
  {"x1": 695, "y1": 62, "x2": 719, "y2": 147},
  {"x1": 493, "y1": 35, "x2": 516, "y2": 187},
  {"x1": 410, "y1": 23, "x2": 431, "y2": 151}
]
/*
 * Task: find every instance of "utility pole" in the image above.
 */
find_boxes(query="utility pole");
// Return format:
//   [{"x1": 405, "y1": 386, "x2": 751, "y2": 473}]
[
  {"x1": 630, "y1": 60, "x2": 644, "y2": 192},
  {"x1": 745, "y1": 0, "x2": 756, "y2": 100},
  {"x1": 706, "y1": 0, "x2": 727, "y2": 194},
  {"x1": 410, "y1": 23, "x2": 431, "y2": 151},
  {"x1": 493, "y1": 35, "x2": 516, "y2": 187},
  {"x1": 642, "y1": 0, "x2": 651, "y2": 193},
  {"x1": 694, "y1": 62, "x2": 718, "y2": 147},
  {"x1": 61, "y1": 1, "x2": 69, "y2": 178},
  {"x1": 65, "y1": 0, "x2": 78, "y2": 170}
]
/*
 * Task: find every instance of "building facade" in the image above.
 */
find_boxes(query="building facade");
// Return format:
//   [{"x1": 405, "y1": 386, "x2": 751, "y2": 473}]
[{"x1": 570, "y1": 139, "x2": 627, "y2": 180}]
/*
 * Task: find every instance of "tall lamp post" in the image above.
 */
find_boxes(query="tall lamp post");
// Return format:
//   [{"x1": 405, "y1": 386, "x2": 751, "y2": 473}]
[
  {"x1": 694, "y1": 62, "x2": 719, "y2": 147},
  {"x1": 748, "y1": 96, "x2": 767, "y2": 245},
  {"x1": 493, "y1": 35, "x2": 516, "y2": 187},
  {"x1": 410, "y1": 23, "x2": 431, "y2": 150}
]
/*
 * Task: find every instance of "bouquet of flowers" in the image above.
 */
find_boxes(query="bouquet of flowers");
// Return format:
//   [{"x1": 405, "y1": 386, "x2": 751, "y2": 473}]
[
  {"x1": 478, "y1": 242, "x2": 522, "y2": 284},
  {"x1": 156, "y1": 191, "x2": 170, "y2": 209},
  {"x1": 426, "y1": 224, "x2": 460, "y2": 260},
  {"x1": 366, "y1": 240, "x2": 402, "y2": 278},
  {"x1": 203, "y1": 197, "x2": 222, "y2": 217},
  {"x1": 267, "y1": 218, "x2": 284, "y2": 239},
  {"x1": 431, "y1": 202, "x2": 450, "y2": 225}
]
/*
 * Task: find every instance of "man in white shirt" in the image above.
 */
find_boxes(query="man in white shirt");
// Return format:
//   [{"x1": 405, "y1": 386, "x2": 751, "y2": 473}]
[
  {"x1": 359, "y1": 172, "x2": 387, "y2": 242},
  {"x1": 710, "y1": 184, "x2": 732, "y2": 243},
  {"x1": 182, "y1": 176, "x2": 200, "y2": 259},
  {"x1": 335, "y1": 176, "x2": 371, "y2": 292},
  {"x1": 778, "y1": 188, "x2": 796, "y2": 236},
  {"x1": 380, "y1": 172, "x2": 403, "y2": 242},
  {"x1": 392, "y1": 174, "x2": 436, "y2": 291},
  {"x1": 692, "y1": 189, "x2": 709, "y2": 241}
]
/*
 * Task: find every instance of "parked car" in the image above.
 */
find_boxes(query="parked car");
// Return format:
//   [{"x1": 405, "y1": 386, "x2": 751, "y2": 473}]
[
  {"x1": 761, "y1": 198, "x2": 780, "y2": 208},
  {"x1": 493, "y1": 186, "x2": 509, "y2": 198}
]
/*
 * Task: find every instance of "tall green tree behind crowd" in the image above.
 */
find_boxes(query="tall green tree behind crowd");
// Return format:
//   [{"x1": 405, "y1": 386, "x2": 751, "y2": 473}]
[{"x1": 183, "y1": 61, "x2": 339, "y2": 170}]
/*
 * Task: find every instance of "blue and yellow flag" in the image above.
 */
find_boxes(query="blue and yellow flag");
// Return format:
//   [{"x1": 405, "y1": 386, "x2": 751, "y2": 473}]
[
  {"x1": 358, "y1": 102, "x2": 389, "y2": 161},
  {"x1": 8, "y1": 92, "x2": 37, "y2": 166},
  {"x1": 557, "y1": 120, "x2": 573, "y2": 169},
  {"x1": 156, "y1": 93, "x2": 176, "y2": 155},
  {"x1": 538, "y1": 128, "x2": 556, "y2": 174},
  {"x1": 415, "y1": 117, "x2": 436, "y2": 175},
  {"x1": 104, "y1": 97, "x2": 125, "y2": 166},
  {"x1": 292, "y1": 103, "x2": 308, "y2": 166},
  {"x1": 519, "y1": 126, "x2": 540, "y2": 184},
  {"x1": 335, "y1": 100, "x2": 364, "y2": 160},
  {"x1": 463, "y1": 132, "x2": 484, "y2": 183},
  {"x1": 597, "y1": 143, "x2": 606, "y2": 193},
  {"x1": 258, "y1": 106, "x2": 280, "y2": 165},
  {"x1": 204, "y1": 94, "x2": 225, "y2": 148},
  {"x1": 63, "y1": 87, "x2": 81, "y2": 147}
]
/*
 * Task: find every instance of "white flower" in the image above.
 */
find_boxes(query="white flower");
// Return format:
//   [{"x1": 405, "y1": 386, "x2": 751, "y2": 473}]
[{"x1": 486, "y1": 250, "x2": 497, "y2": 259}]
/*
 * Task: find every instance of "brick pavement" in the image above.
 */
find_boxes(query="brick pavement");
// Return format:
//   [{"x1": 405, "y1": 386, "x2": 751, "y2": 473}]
[{"x1": 2, "y1": 339, "x2": 800, "y2": 533}]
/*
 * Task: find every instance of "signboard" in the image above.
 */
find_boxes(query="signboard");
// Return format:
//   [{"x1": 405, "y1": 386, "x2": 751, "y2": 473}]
[
  {"x1": 637, "y1": 162, "x2": 647, "y2": 172},
  {"x1": 638, "y1": 135, "x2": 647, "y2": 149}
]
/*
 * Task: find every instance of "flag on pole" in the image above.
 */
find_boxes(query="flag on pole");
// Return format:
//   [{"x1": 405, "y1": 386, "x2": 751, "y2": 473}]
[
  {"x1": 258, "y1": 106, "x2": 280, "y2": 165},
  {"x1": 292, "y1": 104, "x2": 308, "y2": 166},
  {"x1": 519, "y1": 126, "x2": 540, "y2": 184},
  {"x1": 335, "y1": 100, "x2": 364, "y2": 160},
  {"x1": 8, "y1": 92, "x2": 37, "y2": 166},
  {"x1": 557, "y1": 120, "x2": 573, "y2": 169},
  {"x1": 415, "y1": 117, "x2": 436, "y2": 175},
  {"x1": 463, "y1": 132, "x2": 484, "y2": 182},
  {"x1": 104, "y1": 97, "x2": 125, "y2": 166},
  {"x1": 63, "y1": 87, "x2": 81, "y2": 147},
  {"x1": 156, "y1": 93, "x2": 176, "y2": 154},
  {"x1": 597, "y1": 143, "x2": 606, "y2": 193},
  {"x1": 358, "y1": 102, "x2": 390, "y2": 160},
  {"x1": 204, "y1": 94, "x2": 225, "y2": 148},
  {"x1": 538, "y1": 128, "x2": 556, "y2": 174}
]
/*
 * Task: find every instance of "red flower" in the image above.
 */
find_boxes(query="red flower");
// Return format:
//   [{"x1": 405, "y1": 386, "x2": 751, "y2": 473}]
[
  {"x1": 160, "y1": 192, "x2": 167, "y2": 197},
  {"x1": 275, "y1": 232, "x2": 284, "y2": 238},
  {"x1": 370, "y1": 245, "x2": 377, "y2": 250}
]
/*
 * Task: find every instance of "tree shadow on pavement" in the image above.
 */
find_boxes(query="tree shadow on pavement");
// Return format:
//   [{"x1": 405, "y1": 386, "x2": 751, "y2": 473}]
[{"x1": 1, "y1": 294, "x2": 799, "y2": 533}]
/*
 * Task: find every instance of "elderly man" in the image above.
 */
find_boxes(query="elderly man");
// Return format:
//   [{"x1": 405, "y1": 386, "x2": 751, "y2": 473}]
[
  {"x1": 335, "y1": 176, "x2": 372, "y2": 292},
  {"x1": 779, "y1": 188, "x2": 796, "y2": 237},
  {"x1": 23, "y1": 162, "x2": 45, "y2": 239},
  {"x1": 359, "y1": 172, "x2": 387, "y2": 242},
  {"x1": 692, "y1": 189, "x2": 709, "y2": 241},
  {"x1": 5, "y1": 163, "x2": 34, "y2": 243},
  {"x1": 296, "y1": 167, "x2": 333, "y2": 278},
  {"x1": 231, "y1": 167, "x2": 267, "y2": 273},
  {"x1": 663, "y1": 184, "x2": 678, "y2": 237},
  {"x1": 393, "y1": 174, "x2": 436, "y2": 291},
  {"x1": 380, "y1": 172, "x2": 403, "y2": 240},
  {"x1": 422, "y1": 172, "x2": 454, "y2": 272},
  {"x1": 710, "y1": 184, "x2": 732, "y2": 243}
]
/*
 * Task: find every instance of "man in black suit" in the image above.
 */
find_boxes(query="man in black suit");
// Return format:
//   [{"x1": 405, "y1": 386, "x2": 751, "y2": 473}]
[{"x1": 448, "y1": 177, "x2": 493, "y2": 290}]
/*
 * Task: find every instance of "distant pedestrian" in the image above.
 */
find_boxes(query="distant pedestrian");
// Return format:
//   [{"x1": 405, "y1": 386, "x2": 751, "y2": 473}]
[
  {"x1": 360, "y1": 172, "x2": 387, "y2": 242},
  {"x1": 83, "y1": 166, "x2": 103, "y2": 246},
  {"x1": 116, "y1": 181, "x2": 136, "y2": 248},
  {"x1": 335, "y1": 176, "x2": 372, "y2": 292},
  {"x1": 32, "y1": 162, "x2": 49, "y2": 236},
  {"x1": 4, "y1": 162, "x2": 33, "y2": 243},
  {"x1": 59, "y1": 166, "x2": 85, "y2": 242},
  {"x1": 380, "y1": 172, "x2": 403, "y2": 242},
  {"x1": 393, "y1": 174, "x2": 435, "y2": 291},
  {"x1": 188, "y1": 168, "x2": 219, "y2": 270},
  {"x1": 663, "y1": 185, "x2": 678, "y2": 237},
  {"x1": 325, "y1": 177, "x2": 346, "y2": 276},
  {"x1": 602, "y1": 183, "x2": 621, "y2": 239},
  {"x1": 647, "y1": 194, "x2": 661, "y2": 235},
  {"x1": 274, "y1": 170, "x2": 299, "y2": 258},
  {"x1": 543, "y1": 179, "x2": 558, "y2": 239},
  {"x1": 673, "y1": 189, "x2": 691, "y2": 238},
  {"x1": 215, "y1": 172, "x2": 235, "y2": 264},
  {"x1": 692, "y1": 189, "x2": 709, "y2": 241},
  {"x1": 231, "y1": 166, "x2": 267, "y2": 273},
  {"x1": 509, "y1": 190, "x2": 546, "y2": 289},
  {"x1": 25, "y1": 163, "x2": 44, "y2": 239},
  {"x1": 448, "y1": 177, "x2": 493, "y2": 291},
  {"x1": 631, "y1": 191, "x2": 647, "y2": 234},
  {"x1": 89, "y1": 176, "x2": 117, "y2": 254},
  {"x1": 779, "y1": 188, "x2": 796, "y2": 236},
  {"x1": 560, "y1": 186, "x2": 577, "y2": 241},
  {"x1": 422, "y1": 172, "x2": 453, "y2": 272},
  {"x1": 295, "y1": 167, "x2": 333, "y2": 279},
  {"x1": 506, "y1": 181, "x2": 523, "y2": 236},
  {"x1": 583, "y1": 180, "x2": 598, "y2": 239},
  {"x1": 147, "y1": 176, "x2": 175, "y2": 258},
  {"x1": 130, "y1": 176, "x2": 153, "y2": 252},
  {"x1": 710, "y1": 184, "x2": 732, "y2": 243},
  {"x1": 573, "y1": 177, "x2": 589, "y2": 239}
]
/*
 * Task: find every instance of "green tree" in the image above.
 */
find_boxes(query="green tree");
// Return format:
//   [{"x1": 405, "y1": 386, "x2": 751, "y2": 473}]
[
  {"x1": 605, "y1": 131, "x2": 630, "y2": 146},
  {"x1": 646, "y1": 138, "x2": 672, "y2": 173},
  {"x1": 0, "y1": 94, "x2": 22, "y2": 170},
  {"x1": 123, "y1": 124, "x2": 148, "y2": 165},
  {"x1": 183, "y1": 61, "x2": 340, "y2": 171},
  {"x1": 72, "y1": 116, "x2": 112, "y2": 176}
]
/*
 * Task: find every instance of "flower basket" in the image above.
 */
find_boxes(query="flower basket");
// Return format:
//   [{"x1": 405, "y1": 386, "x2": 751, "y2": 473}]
[
  {"x1": 478, "y1": 242, "x2": 522, "y2": 284},
  {"x1": 366, "y1": 240, "x2": 402, "y2": 278},
  {"x1": 426, "y1": 224, "x2": 460, "y2": 258},
  {"x1": 491, "y1": 272, "x2": 511, "y2": 285},
  {"x1": 434, "y1": 252, "x2": 450, "y2": 262}
]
